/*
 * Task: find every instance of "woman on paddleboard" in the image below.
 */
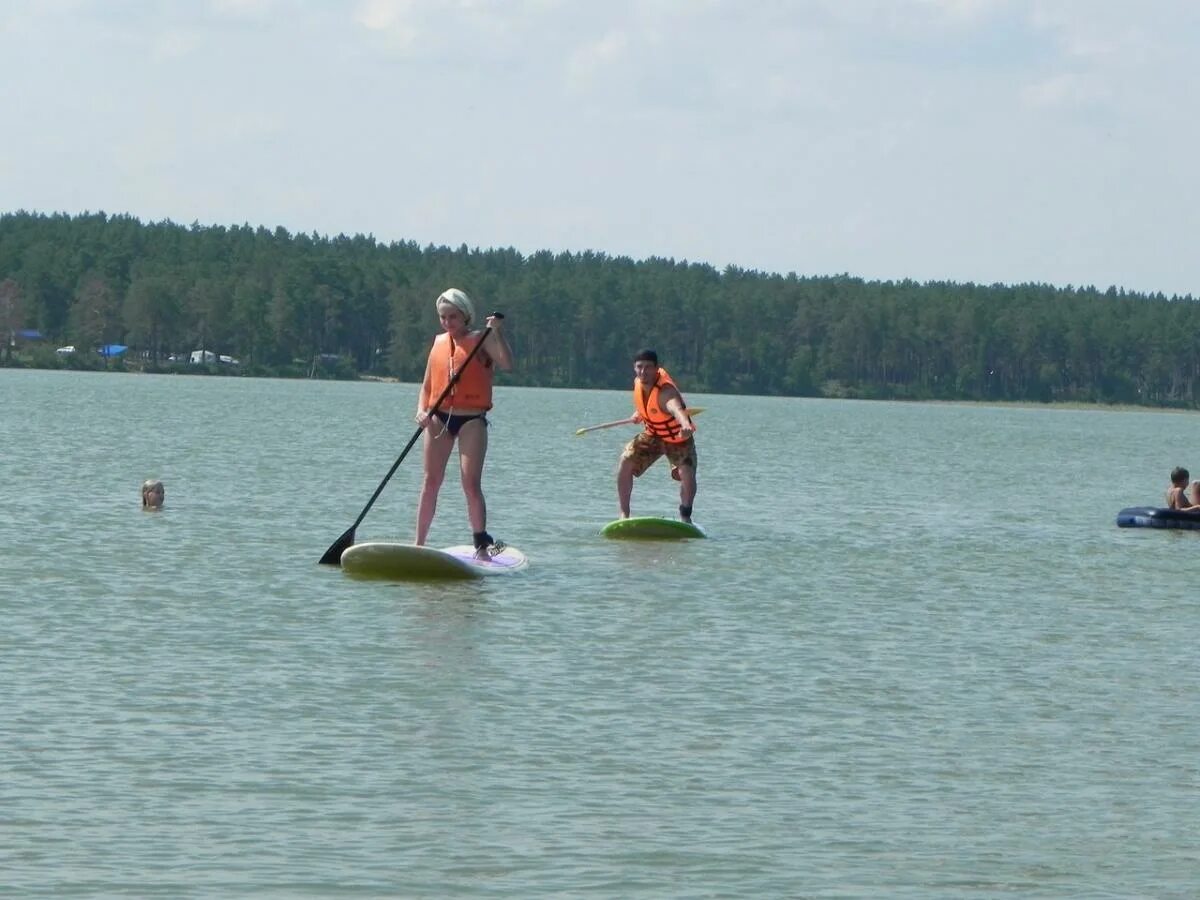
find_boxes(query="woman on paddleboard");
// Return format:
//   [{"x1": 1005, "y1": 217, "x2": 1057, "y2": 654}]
[
  {"x1": 617, "y1": 349, "x2": 698, "y2": 524},
  {"x1": 414, "y1": 288, "x2": 514, "y2": 559}
]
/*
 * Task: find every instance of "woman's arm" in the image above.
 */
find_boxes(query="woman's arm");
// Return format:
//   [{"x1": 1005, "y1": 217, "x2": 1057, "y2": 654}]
[
  {"x1": 415, "y1": 351, "x2": 435, "y2": 426},
  {"x1": 482, "y1": 315, "x2": 514, "y2": 371}
]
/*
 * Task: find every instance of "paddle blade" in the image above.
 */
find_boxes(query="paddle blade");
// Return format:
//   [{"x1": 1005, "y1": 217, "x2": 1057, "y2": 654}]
[{"x1": 319, "y1": 526, "x2": 356, "y2": 566}]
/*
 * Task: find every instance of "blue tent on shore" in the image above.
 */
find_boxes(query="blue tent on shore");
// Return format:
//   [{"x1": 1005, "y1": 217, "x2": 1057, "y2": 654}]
[{"x1": 98, "y1": 344, "x2": 128, "y2": 357}]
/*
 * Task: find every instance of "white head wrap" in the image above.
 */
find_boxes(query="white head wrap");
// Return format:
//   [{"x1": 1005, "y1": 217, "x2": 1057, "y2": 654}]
[{"x1": 436, "y1": 288, "x2": 475, "y2": 325}]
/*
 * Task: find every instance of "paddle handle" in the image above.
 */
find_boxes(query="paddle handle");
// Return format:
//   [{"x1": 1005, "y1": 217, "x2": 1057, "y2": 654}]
[
  {"x1": 574, "y1": 406, "x2": 705, "y2": 436},
  {"x1": 575, "y1": 417, "x2": 636, "y2": 436}
]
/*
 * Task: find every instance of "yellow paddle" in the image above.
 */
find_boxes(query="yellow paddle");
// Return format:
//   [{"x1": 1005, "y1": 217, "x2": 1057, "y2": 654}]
[{"x1": 574, "y1": 407, "x2": 705, "y2": 436}]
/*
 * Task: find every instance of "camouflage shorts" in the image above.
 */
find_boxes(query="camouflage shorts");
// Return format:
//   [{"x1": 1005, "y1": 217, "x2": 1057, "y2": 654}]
[{"x1": 621, "y1": 432, "x2": 698, "y2": 479}]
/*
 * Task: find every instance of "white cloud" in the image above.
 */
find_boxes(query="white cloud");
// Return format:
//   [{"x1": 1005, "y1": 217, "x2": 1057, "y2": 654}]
[
  {"x1": 564, "y1": 30, "x2": 630, "y2": 91},
  {"x1": 1020, "y1": 71, "x2": 1106, "y2": 110},
  {"x1": 353, "y1": 0, "x2": 423, "y2": 55},
  {"x1": 355, "y1": 0, "x2": 413, "y2": 32},
  {"x1": 915, "y1": 0, "x2": 1005, "y2": 22},
  {"x1": 147, "y1": 28, "x2": 202, "y2": 63},
  {"x1": 209, "y1": 0, "x2": 277, "y2": 18}
]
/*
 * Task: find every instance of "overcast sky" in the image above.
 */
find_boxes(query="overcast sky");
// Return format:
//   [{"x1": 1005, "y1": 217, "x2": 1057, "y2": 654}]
[{"x1": 2, "y1": 0, "x2": 1197, "y2": 297}]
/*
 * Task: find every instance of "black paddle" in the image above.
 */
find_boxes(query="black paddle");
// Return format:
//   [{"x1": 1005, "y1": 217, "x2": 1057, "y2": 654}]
[{"x1": 318, "y1": 313, "x2": 503, "y2": 565}]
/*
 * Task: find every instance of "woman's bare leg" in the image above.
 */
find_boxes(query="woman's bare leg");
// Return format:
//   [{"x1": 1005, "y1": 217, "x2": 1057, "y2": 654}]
[
  {"x1": 415, "y1": 428, "x2": 455, "y2": 545},
  {"x1": 456, "y1": 418, "x2": 489, "y2": 537}
]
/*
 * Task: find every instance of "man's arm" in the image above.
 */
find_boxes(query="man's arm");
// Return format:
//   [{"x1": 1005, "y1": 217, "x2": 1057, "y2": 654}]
[{"x1": 662, "y1": 390, "x2": 694, "y2": 436}]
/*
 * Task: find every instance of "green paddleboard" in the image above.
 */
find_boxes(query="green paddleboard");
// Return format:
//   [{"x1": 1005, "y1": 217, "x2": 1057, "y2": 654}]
[{"x1": 600, "y1": 517, "x2": 707, "y2": 539}]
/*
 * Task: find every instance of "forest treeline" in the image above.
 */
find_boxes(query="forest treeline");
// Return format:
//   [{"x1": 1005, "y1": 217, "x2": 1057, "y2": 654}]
[{"x1": 2, "y1": 210, "x2": 1199, "y2": 405}]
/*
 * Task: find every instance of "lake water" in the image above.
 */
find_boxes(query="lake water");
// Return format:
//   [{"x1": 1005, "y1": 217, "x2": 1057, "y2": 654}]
[{"x1": 2, "y1": 368, "x2": 1199, "y2": 897}]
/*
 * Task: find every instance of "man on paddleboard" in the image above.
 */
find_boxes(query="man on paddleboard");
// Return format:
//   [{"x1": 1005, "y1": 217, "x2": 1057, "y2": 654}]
[{"x1": 617, "y1": 349, "x2": 698, "y2": 524}]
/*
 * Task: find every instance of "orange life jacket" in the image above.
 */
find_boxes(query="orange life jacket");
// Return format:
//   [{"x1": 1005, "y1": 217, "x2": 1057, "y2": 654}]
[
  {"x1": 422, "y1": 332, "x2": 493, "y2": 411},
  {"x1": 633, "y1": 367, "x2": 693, "y2": 444}
]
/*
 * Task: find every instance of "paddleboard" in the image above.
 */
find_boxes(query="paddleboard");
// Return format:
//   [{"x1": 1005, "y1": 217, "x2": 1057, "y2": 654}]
[
  {"x1": 600, "y1": 516, "x2": 706, "y2": 539},
  {"x1": 340, "y1": 542, "x2": 529, "y2": 580}
]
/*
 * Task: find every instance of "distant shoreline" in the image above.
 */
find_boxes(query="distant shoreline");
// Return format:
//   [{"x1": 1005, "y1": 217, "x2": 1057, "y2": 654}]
[
  {"x1": 923, "y1": 398, "x2": 1193, "y2": 414},
  {"x1": 3, "y1": 363, "x2": 1195, "y2": 414}
]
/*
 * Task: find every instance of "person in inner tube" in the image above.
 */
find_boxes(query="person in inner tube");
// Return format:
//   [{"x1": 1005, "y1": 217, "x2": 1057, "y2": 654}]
[{"x1": 1165, "y1": 467, "x2": 1200, "y2": 511}]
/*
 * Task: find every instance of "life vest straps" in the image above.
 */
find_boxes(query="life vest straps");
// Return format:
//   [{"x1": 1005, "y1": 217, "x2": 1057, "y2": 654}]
[{"x1": 643, "y1": 410, "x2": 684, "y2": 441}]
